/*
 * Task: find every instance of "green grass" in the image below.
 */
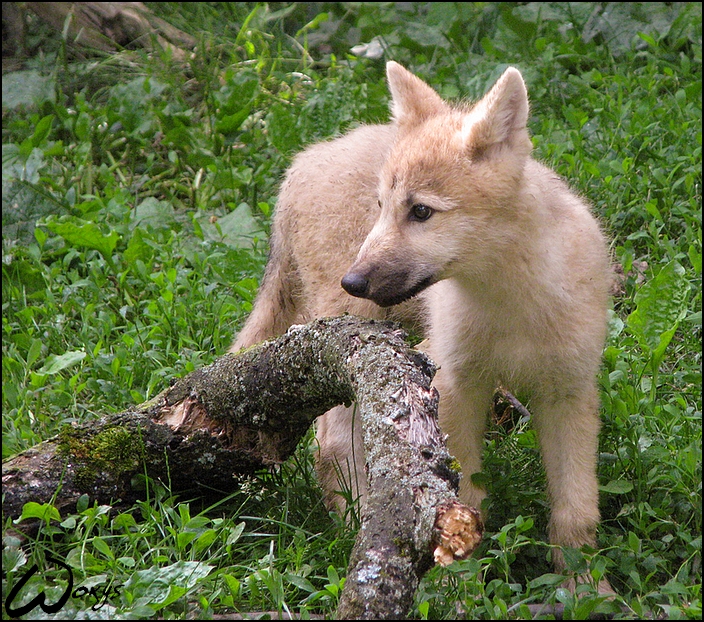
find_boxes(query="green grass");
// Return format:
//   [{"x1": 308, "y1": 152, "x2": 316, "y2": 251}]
[{"x1": 2, "y1": 2, "x2": 701, "y2": 619}]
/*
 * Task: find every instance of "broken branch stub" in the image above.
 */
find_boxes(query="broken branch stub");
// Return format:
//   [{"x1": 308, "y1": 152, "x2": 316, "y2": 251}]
[{"x1": 333, "y1": 319, "x2": 483, "y2": 619}]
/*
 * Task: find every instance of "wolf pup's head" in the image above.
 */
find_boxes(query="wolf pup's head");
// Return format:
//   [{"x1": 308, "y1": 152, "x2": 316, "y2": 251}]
[{"x1": 341, "y1": 62, "x2": 533, "y2": 307}]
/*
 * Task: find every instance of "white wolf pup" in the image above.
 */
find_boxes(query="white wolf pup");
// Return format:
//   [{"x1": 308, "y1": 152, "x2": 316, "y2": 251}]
[{"x1": 231, "y1": 62, "x2": 612, "y2": 585}]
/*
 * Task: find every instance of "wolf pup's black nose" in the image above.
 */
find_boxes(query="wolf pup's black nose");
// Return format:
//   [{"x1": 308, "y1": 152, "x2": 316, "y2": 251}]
[{"x1": 341, "y1": 272, "x2": 369, "y2": 298}]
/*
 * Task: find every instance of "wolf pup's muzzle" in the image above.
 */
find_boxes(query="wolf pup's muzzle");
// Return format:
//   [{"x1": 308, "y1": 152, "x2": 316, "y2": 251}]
[{"x1": 341, "y1": 269, "x2": 437, "y2": 307}]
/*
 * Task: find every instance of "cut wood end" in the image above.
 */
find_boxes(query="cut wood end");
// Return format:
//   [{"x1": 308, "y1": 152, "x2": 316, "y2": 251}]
[{"x1": 433, "y1": 500, "x2": 484, "y2": 566}]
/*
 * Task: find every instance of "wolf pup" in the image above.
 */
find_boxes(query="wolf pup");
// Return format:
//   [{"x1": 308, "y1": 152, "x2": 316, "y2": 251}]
[{"x1": 231, "y1": 62, "x2": 612, "y2": 585}]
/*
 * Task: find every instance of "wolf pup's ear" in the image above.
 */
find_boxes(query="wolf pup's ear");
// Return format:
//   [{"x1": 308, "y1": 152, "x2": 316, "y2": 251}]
[
  {"x1": 461, "y1": 67, "x2": 531, "y2": 158},
  {"x1": 386, "y1": 61, "x2": 446, "y2": 126}
]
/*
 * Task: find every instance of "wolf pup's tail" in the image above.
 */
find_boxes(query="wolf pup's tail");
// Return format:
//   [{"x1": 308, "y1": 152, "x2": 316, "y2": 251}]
[{"x1": 229, "y1": 228, "x2": 301, "y2": 353}]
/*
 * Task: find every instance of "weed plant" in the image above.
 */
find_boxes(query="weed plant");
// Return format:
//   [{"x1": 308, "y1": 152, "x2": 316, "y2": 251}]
[{"x1": 2, "y1": 3, "x2": 701, "y2": 619}]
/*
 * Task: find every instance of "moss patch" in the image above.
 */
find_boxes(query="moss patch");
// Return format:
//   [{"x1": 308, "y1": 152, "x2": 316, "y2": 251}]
[{"x1": 58, "y1": 424, "x2": 142, "y2": 488}]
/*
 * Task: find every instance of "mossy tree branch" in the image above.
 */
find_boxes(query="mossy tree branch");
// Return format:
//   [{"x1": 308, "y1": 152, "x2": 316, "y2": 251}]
[{"x1": 2, "y1": 316, "x2": 481, "y2": 620}]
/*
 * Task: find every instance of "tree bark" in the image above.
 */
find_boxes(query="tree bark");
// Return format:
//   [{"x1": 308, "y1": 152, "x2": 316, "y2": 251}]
[{"x1": 2, "y1": 316, "x2": 481, "y2": 620}]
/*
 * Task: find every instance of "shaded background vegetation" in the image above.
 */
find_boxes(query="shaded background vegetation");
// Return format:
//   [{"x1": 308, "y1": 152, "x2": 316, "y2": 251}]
[{"x1": 2, "y1": 2, "x2": 701, "y2": 619}]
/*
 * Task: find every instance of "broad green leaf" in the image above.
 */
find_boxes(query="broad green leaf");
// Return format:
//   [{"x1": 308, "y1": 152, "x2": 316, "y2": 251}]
[
  {"x1": 126, "y1": 561, "x2": 214, "y2": 595},
  {"x1": 223, "y1": 574, "x2": 241, "y2": 599},
  {"x1": 15, "y1": 501, "x2": 61, "y2": 524},
  {"x1": 92, "y1": 536, "x2": 115, "y2": 560},
  {"x1": 26, "y1": 338, "x2": 43, "y2": 367},
  {"x1": 193, "y1": 529, "x2": 218, "y2": 552},
  {"x1": 561, "y1": 547, "x2": 588, "y2": 574},
  {"x1": 215, "y1": 108, "x2": 252, "y2": 134},
  {"x1": 112, "y1": 512, "x2": 138, "y2": 530},
  {"x1": 1, "y1": 70, "x2": 56, "y2": 109},
  {"x1": 45, "y1": 217, "x2": 120, "y2": 260},
  {"x1": 628, "y1": 531, "x2": 641, "y2": 553},
  {"x1": 124, "y1": 227, "x2": 154, "y2": 264},
  {"x1": 225, "y1": 521, "x2": 246, "y2": 546},
  {"x1": 199, "y1": 203, "x2": 263, "y2": 249},
  {"x1": 651, "y1": 324, "x2": 678, "y2": 370},
  {"x1": 60, "y1": 516, "x2": 76, "y2": 529},
  {"x1": 284, "y1": 573, "x2": 316, "y2": 593},
  {"x1": 326, "y1": 565, "x2": 340, "y2": 587},
  {"x1": 177, "y1": 531, "x2": 197, "y2": 550},
  {"x1": 39, "y1": 350, "x2": 86, "y2": 375},
  {"x1": 31, "y1": 115, "x2": 55, "y2": 148},
  {"x1": 129, "y1": 198, "x2": 176, "y2": 230},
  {"x1": 3, "y1": 547, "x2": 27, "y2": 574},
  {"x1": 626, "y1": 261, "x2": 689, "y2": 355},
  {"x1": 599, "y1": 480, "x2": 634, "y2": 494},
  {"x1": 155, "y1": 585, "x2": 188, "y2": 609}
]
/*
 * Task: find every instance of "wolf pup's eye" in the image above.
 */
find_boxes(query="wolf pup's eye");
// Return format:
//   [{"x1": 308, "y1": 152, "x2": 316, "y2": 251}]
[{"x1": 410, "y1": 203, "x2": 433, "y2": 222}]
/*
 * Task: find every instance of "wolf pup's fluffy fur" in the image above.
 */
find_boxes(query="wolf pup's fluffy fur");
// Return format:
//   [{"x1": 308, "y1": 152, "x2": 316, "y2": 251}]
[{"x1": 232, "y1": 62, "x2": 612, "y2": 584}]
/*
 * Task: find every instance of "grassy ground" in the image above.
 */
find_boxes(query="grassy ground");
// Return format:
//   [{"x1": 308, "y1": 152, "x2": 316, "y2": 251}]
[{"x1": 2, "y1": 3, "x2": 701, "y2": 619}]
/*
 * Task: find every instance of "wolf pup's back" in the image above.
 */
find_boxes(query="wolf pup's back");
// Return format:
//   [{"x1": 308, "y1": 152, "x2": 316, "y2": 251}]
[{"x1": 231, "y1": 124, "x2": 400, "y2": 351}]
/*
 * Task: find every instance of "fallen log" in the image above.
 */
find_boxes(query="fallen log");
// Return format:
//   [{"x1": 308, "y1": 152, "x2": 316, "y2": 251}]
[
  {"x1": 2, "y1": 316, "x2": 481, "y2": 620},
  {"x1": 24, "y1": 2, "x2": 196, "y2": 59}
]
